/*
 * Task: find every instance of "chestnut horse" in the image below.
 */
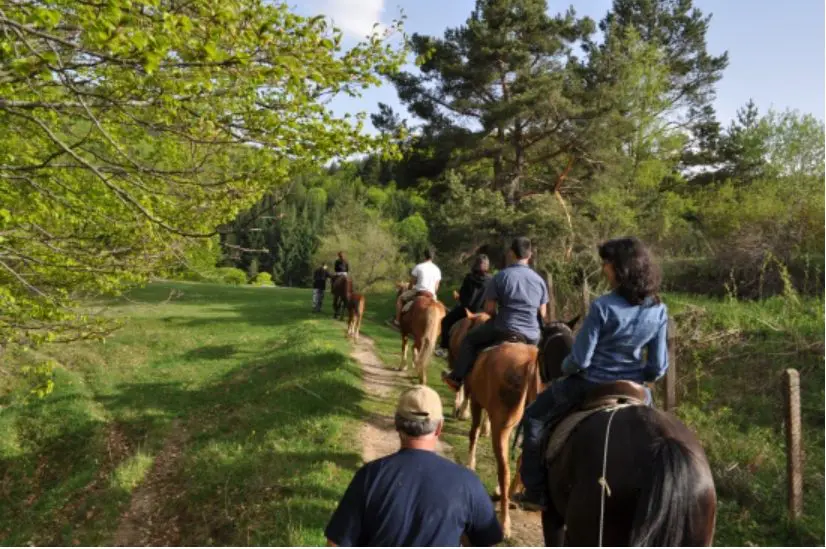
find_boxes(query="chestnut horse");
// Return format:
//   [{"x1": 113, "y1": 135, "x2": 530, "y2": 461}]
[
  {"x1": 447, "y1": 311, "x2": 491, "y2": 436},
  {"x1": 537, "y1": 321, "x2": 717, "y2": 546},
  {"x1": 465, "y1": 340, "x2": 542, "y2": 538},
  {"x1": 346, "y1": 293, "x2": 365, "y2": 343},
  {"x1": 331, "y1": 275, "x2": 351, "y2": 320},
  {"x1": 396, "y1": 283, "x2": 446, "y2": 385}
]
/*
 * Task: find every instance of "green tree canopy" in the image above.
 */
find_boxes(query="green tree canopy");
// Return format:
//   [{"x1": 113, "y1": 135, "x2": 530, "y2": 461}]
[{"x1": 0, "y1": 0, "x2": 405, "y2": 352}]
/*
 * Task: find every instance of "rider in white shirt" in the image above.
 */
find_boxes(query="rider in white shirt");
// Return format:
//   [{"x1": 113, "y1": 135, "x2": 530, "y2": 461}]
[{"x1": 393, "y1": 248, "x2": 441, "y2": 327}]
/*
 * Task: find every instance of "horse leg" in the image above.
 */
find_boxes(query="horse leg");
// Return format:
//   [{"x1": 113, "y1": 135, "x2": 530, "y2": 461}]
[
  {"x1": 542, "y1": 508, "x2": 566, "y2": 547},
  {"x1": 454, "y1": 386, "x2": 468, "y2": 419},
  {"x1": 415, "y1": 340, "x2": 426, "y2": 385},
  {"x1": 493, "y1": 424, "x2": 514, "y2": 538},
  {"x1": 399, "y1": 336, "x2": 408, "y2": 371},
  {"x1": 354, "y1": 314, "x2": 362, "y2": 343},
  {"x1": 481, "y1": 410, "x2": 491, "y2": 437},
  {"x1": 467, "y1": 399, "x2": 483, "y2": 472}
]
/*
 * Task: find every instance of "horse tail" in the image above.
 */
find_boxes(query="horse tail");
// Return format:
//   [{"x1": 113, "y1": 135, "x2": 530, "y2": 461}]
[
  {"x1": 629, "y1": 436, "x2": 697, "y2": 547},
  {"x1": 414, "y1": 307, "x2": 442, "y2": 383}
]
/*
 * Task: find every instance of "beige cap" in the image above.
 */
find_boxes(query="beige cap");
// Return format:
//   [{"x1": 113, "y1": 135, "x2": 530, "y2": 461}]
[{"x1": 396, "y1": 385, "x2": 443, "y2": 422}]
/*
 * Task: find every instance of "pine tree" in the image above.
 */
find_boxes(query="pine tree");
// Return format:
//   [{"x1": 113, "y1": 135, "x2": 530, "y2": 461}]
[{"x1": 389, "y1": 0, "x2": 595, "y2": 204}]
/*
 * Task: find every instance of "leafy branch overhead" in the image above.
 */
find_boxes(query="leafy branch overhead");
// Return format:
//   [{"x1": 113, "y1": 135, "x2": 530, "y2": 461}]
[{"x1": 0, "y1": 0, "x2": 406, "y2": 351}]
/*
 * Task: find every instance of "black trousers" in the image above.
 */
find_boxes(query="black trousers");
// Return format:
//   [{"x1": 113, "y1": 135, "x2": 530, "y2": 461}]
[
  {"x1": 450, "y1": 322, "x2": 538, "y2": 382},
  {"x1": 440, "y1": 306, "x2": 468, "y2": 349}
]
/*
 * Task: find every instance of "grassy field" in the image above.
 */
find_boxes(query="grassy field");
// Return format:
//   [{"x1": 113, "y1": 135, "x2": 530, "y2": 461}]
[
  {"x1": 0, "y1": 282, "x2": 367, "y2": 546},
  {"x1": 1, "y1": 281, "x2": 823, "y2": 546}
]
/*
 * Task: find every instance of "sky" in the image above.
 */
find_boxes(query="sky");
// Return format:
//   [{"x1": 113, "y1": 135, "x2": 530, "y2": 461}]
[{"x1": 294, "y1": 0, "x2": 825, "y2": 130}]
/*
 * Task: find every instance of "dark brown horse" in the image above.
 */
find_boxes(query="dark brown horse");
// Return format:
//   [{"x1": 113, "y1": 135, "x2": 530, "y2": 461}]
[
  {"x1": 537, "y1": 321, "x2": 717, "y2": 546},
  {"x1": 331, "y1": 275, "x2": 352, "y2": 320}
]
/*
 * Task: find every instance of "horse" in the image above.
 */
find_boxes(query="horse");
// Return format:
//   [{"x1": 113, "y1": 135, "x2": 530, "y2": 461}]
[
  {"x1": 447, "y1": 311, "x2": 491, "y2": 436},
  {"x1": 346, "y1": 293, "x2": 365, "y2": 343},
  {"x1": 537, "y1": 320, "x2": 717, "y2": 546},
  {"x1": 331, "y1": 274, "x2": 352, "y2": 320},
  {"x1": 396, "y1": 282, "x2": 446, "y2": 385},
  {"x1": 464, "y1": 338, "x2": 543, "y2": 538}
]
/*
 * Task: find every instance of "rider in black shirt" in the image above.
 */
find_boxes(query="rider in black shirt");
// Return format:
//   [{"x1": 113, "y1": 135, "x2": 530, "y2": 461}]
[{"x1": 437, "y1": 255, "x2": 491, "y2": 355}]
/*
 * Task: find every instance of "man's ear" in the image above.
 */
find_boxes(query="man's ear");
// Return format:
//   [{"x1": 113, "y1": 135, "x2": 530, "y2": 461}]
[{"x1": 435, "y1": 419, "x2": 444, "y2": 437}]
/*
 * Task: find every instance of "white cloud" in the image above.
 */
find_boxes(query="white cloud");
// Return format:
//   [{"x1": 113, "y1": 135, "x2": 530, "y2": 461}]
[{"x1": 316, "y1": 0, "x2": 386, "y2": 38}]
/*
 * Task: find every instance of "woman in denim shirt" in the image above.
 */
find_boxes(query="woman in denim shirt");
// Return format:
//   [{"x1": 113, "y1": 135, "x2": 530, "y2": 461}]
[{"x1": 516, "y1": 237, "x2": 669, "y2": 511}]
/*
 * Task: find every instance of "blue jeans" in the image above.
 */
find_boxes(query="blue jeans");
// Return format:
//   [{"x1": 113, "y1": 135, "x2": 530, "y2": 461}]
[
  {"x1": 519, "y1": 375, "x2": 654, "y2": 502},
  {"x1": 519, "y1": 375, "x2": 598, "y2": 502}
]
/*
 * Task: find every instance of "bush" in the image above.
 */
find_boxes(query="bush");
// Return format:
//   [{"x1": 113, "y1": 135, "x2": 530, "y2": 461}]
[
  {"x1": 215, "y1": 267, "x2": 247, "y2": 286},
  {"x1": 252, "y1": 272, "x2": 274, "y2": 286}
]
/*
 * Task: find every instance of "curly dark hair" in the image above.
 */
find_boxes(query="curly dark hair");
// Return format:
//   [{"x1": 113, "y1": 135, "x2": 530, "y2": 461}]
[
  {"x1": 472, "y1": 254, "x2": 490, "y2": 274},
  {"x1": 598, "y1": 237, "x2": 661, "y2": 305}
]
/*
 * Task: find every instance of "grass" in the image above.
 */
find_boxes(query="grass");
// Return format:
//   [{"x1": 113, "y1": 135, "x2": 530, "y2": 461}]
[
  {"x1": 1, "y1": 282, "x2": 823, "y2": 546},
  {"x1": 0, "y1": 282, "x2": 367, "y2": 546}
]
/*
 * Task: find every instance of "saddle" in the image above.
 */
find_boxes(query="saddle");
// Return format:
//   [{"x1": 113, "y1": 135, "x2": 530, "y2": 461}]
[
  {"x1": 479, "y1": 331, "x2": 529, "y2": 354},
  {"x1": 401, "y1": 290, "x2": 436, "y2": 314},
  {"x1": 544, "y1": 381, "x2": 648, "y2": 463}
]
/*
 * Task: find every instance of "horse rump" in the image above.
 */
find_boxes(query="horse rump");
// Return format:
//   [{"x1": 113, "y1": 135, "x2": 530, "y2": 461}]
[{"x1": 347, "y1": 293, "x2": 365, "y2": 341}]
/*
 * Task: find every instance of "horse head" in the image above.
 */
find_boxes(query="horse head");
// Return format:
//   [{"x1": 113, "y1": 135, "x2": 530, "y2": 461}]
[{"x1": 538, "y1": 316, "x2": 579, "y2": 383}]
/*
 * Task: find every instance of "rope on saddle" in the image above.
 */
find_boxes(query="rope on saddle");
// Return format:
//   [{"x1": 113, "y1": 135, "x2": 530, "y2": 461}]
[{"x1": 598, "y1": 407, "x2": 621, "y2": 548}]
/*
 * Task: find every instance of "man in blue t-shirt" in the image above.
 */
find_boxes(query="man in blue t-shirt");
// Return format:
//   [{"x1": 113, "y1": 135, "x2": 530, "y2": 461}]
[
  {"x1": 442, "y1": 237, "x2": 548, "y2": 391},
  {"x1": 325, "y1": 385, "x2": 503, "y2": 547}
]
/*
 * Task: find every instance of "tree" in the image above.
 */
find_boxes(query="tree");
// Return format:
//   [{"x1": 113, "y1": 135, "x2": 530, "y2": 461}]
[
  {"x1": 389, "y1": 0, "x2": 595, "y2": 204},
  {"x1": 597, "y1": 0, "x2": 729, "y2": 121},
  {"x1": 0, "y1": 0, "x2": 405, "y2": 355}
]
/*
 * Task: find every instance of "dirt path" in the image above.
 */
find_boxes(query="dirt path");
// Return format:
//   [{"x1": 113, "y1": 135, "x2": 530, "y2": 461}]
[
  {"x1": 351, "y1": 336, "x2": 543, "y2": 546},
  {"x1": 113, "y1": 422, "x2": 188, "y2": 547}
]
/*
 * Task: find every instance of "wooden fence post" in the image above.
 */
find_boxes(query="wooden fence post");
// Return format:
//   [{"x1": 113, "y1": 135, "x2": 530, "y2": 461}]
[
  {"x1": 546, "y1": 271, "x2": 557, "y2": 321},
  {"x1": 664, "y1": 318, "x2": 677, "y2": 412},
  {"x1": 581, "y1": 272, "x2": 590, "y2": 316},
  {"x1": 784, "y1": 368, "x2": 803, "y2": 520}
]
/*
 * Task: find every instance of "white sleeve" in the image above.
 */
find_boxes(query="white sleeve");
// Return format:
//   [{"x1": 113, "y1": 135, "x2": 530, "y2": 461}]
[
  {"x1": 435, "y1": 267, "x2": 442, "y2": 281},
  {"x1": 410, "y1": 265, "x2": 419, "y2": 278}
]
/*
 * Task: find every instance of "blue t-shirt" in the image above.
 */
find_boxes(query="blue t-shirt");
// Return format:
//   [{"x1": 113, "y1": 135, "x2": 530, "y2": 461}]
[
  {"x1": 325, "y1": 449, "x2": 503, "y2": 547},
  {"x1": 484, "y1": 263, "x2": 549, "y2": 341},
  {"x1": 562, "y1": 291, "x2": 669, "y2": 384}
]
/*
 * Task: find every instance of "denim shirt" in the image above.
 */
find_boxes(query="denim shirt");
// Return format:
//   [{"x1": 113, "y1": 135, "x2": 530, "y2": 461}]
[{"x1": 561, "y1": 291, "x2": 668, "y2": 384}]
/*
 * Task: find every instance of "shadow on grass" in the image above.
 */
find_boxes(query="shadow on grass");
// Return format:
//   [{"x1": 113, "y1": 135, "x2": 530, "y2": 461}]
[{"x1": 1, "y1": 286, "x2": 369, "y2": 547}]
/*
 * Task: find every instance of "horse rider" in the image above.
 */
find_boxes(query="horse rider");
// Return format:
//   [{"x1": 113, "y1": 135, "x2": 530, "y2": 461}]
[
  {"x1": 434, "y1": 254, "x2": 492, "y2": 358},
  {"x1": 334, "y1": 251, "x2": 349, "y2": 278},
  {"x1": 312, "y1": 262, "x2": 330, "y2": 313},
  {"x1": 325, "y1": 385, "x2": 503, "y2": 546},
  {"x1": 392, "y1": 248, "x2": 442, "y2": 328},
  {"x1": 329, "y1": 251, "x2": 349, "y2": 290},
  {"x1": 516, "y1": 237, "x2": 669, "y2": 512},
  {"x1": 441, "y1": 237, "x2": 548, "y2": 390}
]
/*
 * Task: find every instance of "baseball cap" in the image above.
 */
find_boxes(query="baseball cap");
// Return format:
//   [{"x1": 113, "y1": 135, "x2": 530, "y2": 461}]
[{"x1": 396, "y1": 385, "x2": 443, "y2": 422}]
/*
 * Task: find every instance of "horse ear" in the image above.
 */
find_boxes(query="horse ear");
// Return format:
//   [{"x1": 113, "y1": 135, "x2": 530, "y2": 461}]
[
  {"x1": 566, "y1": 316, "x2": 581, "y2": 330},
  {"x1": 464, "y1": 308, "x2": 472, "y2": 318}
]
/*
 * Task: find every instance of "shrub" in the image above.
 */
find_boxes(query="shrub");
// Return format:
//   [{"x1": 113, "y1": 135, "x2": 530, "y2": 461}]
[
  {"x1": 215, "y1": 267, "x2": 247, "y2": 286},
  {"x1": 252, "y1": 272, "x2": 274, "y2": 286}
]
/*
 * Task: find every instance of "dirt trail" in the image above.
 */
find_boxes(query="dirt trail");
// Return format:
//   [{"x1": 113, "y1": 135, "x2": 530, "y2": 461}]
[
  {"x1": 351, "y1": 336, "x2": 543, "y2": 546},
  {"x1": 113, "y1": 422, "x2": 188, "y2": 547}
]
